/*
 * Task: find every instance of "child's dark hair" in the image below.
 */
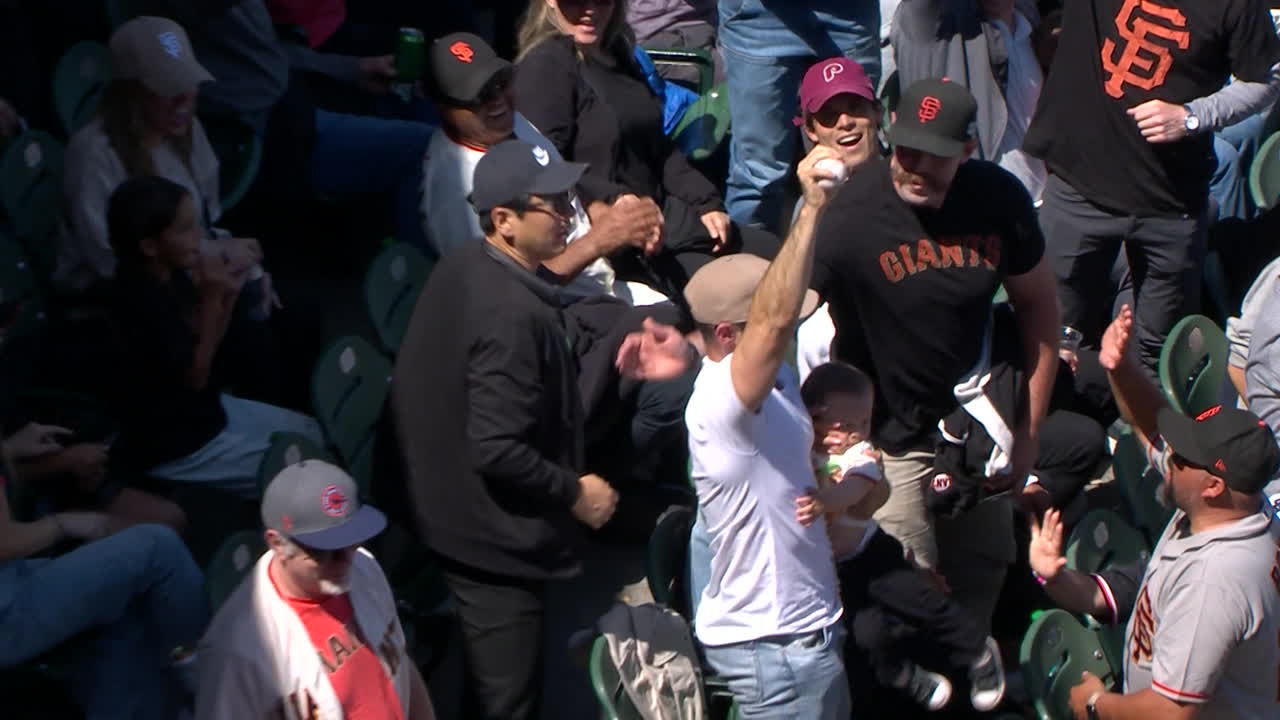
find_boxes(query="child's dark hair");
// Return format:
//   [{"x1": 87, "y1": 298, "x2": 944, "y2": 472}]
[
  {"x1": 107, "y1": 175, "x2": 190, "y2": 268},
  {"x1": 801, "y1": 362, "x2": 873, "y2": 409}
]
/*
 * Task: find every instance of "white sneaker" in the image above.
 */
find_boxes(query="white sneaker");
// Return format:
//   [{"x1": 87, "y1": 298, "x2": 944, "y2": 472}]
[
  {"x1": 969, "y1": 636, "x2": 1007, "y2": 711},
  {"x1": 901, "y1": 663, "x2": 953, "y2": 711}
]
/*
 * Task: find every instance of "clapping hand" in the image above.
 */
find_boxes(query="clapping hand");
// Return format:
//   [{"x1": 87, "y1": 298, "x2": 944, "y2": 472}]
[
  {"x1": 615, "y1": 318, "x2": 693, "y2": 381},
  {"x1": 1029, "y1": 508, "x2": 1068, "y2": 584}
]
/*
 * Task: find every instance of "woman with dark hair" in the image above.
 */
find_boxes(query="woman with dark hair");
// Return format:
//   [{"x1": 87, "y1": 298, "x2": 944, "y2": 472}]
[
  {"x1": 58, "y1": 16, "x2": 267, "y2": 309},
  {"x1": 514, "y1": 0, "x2": 779, "y2": 299},
  {"x1": 108, "y1": 177, "x2": 321, "y2": 498}
]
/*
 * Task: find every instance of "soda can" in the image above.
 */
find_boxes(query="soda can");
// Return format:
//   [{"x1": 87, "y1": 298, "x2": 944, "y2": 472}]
[{"x1": 395, "y1": 27, "x2": 426, "y2": 84}]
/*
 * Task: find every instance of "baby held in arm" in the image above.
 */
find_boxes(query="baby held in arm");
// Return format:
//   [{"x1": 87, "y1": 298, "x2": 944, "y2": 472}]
[{"x1": 796, "y1": 368, "x2": 888, "y2": 557}]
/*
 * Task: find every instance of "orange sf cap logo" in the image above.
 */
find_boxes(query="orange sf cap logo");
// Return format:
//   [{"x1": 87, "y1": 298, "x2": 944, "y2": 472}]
[
  {"x1": 450, "y1": 41, "x2": 474, "y2": 63},
  {"x1": 918, "y1": 96, "x2": 941, "y2": 123}
]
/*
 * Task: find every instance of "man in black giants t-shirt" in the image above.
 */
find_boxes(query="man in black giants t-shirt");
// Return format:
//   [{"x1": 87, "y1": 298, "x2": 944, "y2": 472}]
[
  {"x1": 811, "y1": 79, "x2": 1064, "y2": 633},
  {"x1": 1024, "y1": 0, "x2": 1280, "y2": 370}
]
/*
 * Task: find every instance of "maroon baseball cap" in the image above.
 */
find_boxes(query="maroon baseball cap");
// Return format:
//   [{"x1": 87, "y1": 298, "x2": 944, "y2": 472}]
[{"x1": 795, "y1": 57, "x2": 876, "y2": 126}]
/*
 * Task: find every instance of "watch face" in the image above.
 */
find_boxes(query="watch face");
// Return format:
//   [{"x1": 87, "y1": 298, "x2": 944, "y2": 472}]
[{"x1": 1186, "y1": 114, "x2": 1200, "y2": 131}]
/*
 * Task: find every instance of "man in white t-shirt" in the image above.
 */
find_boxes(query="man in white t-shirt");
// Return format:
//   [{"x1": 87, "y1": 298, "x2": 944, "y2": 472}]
[
  {"x1": 682, "y1": 143, "x2": 849, "y2": 717},
  {"x1": 421, "y1": 32, "x2": 667, "y2": 304}
]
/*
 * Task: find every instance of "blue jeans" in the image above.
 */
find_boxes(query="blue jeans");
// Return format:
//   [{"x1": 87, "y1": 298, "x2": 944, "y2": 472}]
[
  {"x1": 703, "y1": 622, "x2": 852, "y2": 719},
  {"x1": 310, "y1": 109, "x2": 432, "y2": 250},
  {"x1": 1210, "y1": 113, "x2": 1265, "y2": 221},
  {"x1": 151, "y1": 394, "x2": 324, "y2": 499},
  {"x1": 687, "y1": 508, "x2": 712, "y2": 622},
  {"x1": 721, "y1": 12, "x2": 880, "y2": 232},
  {"x1": 0, "y1": 525, "x2": 208, "y2": 720}
]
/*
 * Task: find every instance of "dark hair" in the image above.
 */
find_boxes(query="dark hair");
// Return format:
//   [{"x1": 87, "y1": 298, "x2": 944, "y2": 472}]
[
  {"x1": 107, "y1": 176, "x2": 191, "y2": 268},
  {"x1": 801, "y1": 362, "x2": 874, "y2": 410},
  {"x1": 475, "y1": 193, "x2": 532, "y2": 236}
]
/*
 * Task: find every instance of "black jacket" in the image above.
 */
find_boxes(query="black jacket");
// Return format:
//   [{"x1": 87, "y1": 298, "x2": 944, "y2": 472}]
[
  {"x1": 515, "y1": 35, "x2": 720, "y2": 216},
  {"x1": 392, "y1": 242, "x2": 586, "y2": 580}
]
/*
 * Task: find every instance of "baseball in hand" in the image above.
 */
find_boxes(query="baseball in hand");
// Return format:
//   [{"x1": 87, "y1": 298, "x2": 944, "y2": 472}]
[{"x1": 814, "y1": 158, "x2": 848, "y2": 188}]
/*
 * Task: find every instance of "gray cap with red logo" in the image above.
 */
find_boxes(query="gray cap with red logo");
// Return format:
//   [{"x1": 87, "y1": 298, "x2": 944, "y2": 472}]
[{"x1": 261, "y1": 460, "x2": 387, "y2": 550}]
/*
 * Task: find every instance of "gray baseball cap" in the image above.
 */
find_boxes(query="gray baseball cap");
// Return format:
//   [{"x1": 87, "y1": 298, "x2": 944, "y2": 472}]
[
  {"x1": 261, "y1": 460, "x2": 387, "y2": 550},
  {"x1": 110, "y1": 16, "x2": 214, "y2": 98}
]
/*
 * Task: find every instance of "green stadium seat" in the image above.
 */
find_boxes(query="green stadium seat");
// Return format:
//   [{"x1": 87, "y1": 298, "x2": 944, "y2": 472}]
[
  {"x1": 205, "y1": 529, "x2": 265, "y2": 611},
  {"x1": 310, "y1": 335, "x2": 392, "y2": 496},
  {"x1": 671, "y1": 83, "x2": 731, "y2": 163},
  {"x1": 1157, "y1": 314, "x2": 1227, "y2": 417},
  {"x1": 646, "y1": 505, "x2": 693, "y2": 621},
  {"x1": 1020, "y1": 609, "x2": 1118, "y2": 720},
  {"x1": 0, "y1": 130, "x2": 65, "y2": 277},
  {"x1": 51, "y1": 42, "x2": 111, "y2": 137},
  {"x1": 1110, "y1": 428, "x2": 1174, "y2": 549},
  {"x1": 363, "y1": 242, "x2": 432, "y2": 355},
  {"x1": 643, "y1": 47, "x2": 715, "y2": 95},
  {"x1": 255, "y1": 431, "x2": 334, "y2": 495},
  {"x1": 1065, "y1": 508, "x2": 1150, "y2": 574},
  {"x1": 589, "y1": 634, "x2": 645, "y2": 720},
  {"x1": 200, "y1": 115, "x2": 263, "y2": 214},
  {"x1": 1249, "y1": 130, "x2": 1280, "y2": 210}
]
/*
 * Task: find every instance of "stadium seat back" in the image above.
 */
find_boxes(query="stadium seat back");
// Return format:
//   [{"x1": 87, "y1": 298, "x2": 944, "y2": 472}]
[
  {"x1": 1158, "y1": 314, "x2": 1227, "y2": 417},
  {"x1": 646, "y1": 505, "x2": 694, "y2": 621},
  {"x1": 589, "y1": 634, "x2": 646, "y2": 720},
  {"x1": 1020, "y1": 609, "x2": 1117, "y2": 720},
  {"x1": 1110, "y1": 428, "x2": 1174, "y2": 548},
  {"x1": 310, "y1": 335, "x2": 392, "y2": 497},
  {"x1": 0, "y1": 131, "x2": 65, "y2": 276},
  {"x1": 256, "y1": 431, "x2": 334, "y2": 495},
  {"x1": 200, "y1": 115, "x2": 263, "y2": 214},
  {"x1": 363, "y1": 242, "x2": 432, "y2": 355},
  {"x1": 1066, "y1": 508, "x2": 1150, "y2": 574},
  {"x1": 1249, "y1": 130, "x2": 1280, "y2": 210},
  {"x1": 671, "y1": 83, "x2": 730, "y2": 163},
  {"x1": 643, "y1": 47, "x2": 715, "y2": 95},
  {"x1": 206, "y1": 529, "x2": 266, "y2": 611},
  {"x1": 52, "y1": 42, "x2": 111, "y2": 136}
]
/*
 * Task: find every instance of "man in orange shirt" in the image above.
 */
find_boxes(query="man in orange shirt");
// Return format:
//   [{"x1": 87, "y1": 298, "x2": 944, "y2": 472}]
[{"x1": 195, "y1": 460, "x2": 435, "y2": 719}]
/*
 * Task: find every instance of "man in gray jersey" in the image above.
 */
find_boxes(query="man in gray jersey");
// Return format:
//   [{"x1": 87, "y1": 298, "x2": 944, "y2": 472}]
[{"x1": 1028, "y1": 304, "x2": 1280, "y2": 720}]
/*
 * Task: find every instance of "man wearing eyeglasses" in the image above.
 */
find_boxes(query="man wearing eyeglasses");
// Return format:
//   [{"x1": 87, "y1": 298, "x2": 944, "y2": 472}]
[
  {"x1": 394, "y1": 138, "x2": 694, "y2": 720},
  {"x1": 195, "y1": 460, "x2": 436, "y2": 720},
  {"x1": 421, "y1": 32, "x2": 664, "y2": 303},
  {"x1": 1028, "y1": 305, "x2": 1280, "y2": 720}
]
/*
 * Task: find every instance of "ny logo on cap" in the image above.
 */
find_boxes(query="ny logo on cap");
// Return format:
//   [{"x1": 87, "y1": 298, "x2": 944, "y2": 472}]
[
  {"x1": 158, "y1": 31, "x2": 182, "y2": 59},
  {"x1": 532, "y1": 146, "x2": 550, "y2": 166},
  {"x1": 451, "y1": 41, "x2": 474, "y2": 63},
  {"x1": 320, "y1": 484, "x2": 349, "y2": 517},
  {"x1": 919, "y1": 96, "x2": 942, "y2": 123},
  {"x1": 822, "y1": 62, "x2": 844, "y2": 83},
  {"x1": 931, "y1": 474, "x2": 952, "y2": 492}
]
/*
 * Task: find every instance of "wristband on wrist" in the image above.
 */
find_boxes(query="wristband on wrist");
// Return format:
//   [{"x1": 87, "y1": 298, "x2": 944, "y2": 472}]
[
  {"x1": 1032, "y1": 568, "x2": 1057, "y2": 586},
  {"x1": 1086, "y1": 689, "x2": 1104, "y2": 720}
]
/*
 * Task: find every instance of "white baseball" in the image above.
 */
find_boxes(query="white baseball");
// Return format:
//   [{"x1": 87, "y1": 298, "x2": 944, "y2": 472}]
[{"x1": 814, "y1": 158, "x2": 848, "y2": 188}]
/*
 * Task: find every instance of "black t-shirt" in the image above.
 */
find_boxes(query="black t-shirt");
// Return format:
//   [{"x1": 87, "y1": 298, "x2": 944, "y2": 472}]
[
  {"x1": 1024, "y1": 0, "x2": 1280, "y2": 217},
  {"x1": 112, "y1": 268, "x2": 227, "y2": 469},
  {"x1": 811, "y1": 159, "x2": 1044, "y2": 454}
]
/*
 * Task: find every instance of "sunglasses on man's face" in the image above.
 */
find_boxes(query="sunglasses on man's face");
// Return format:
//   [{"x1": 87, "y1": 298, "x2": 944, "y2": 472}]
[
  {"x1": 292, "y1": 540, "x2": 356, "y2": 565},
  {"x1": 471, "y1": 68, "x2": 513, "y2": 109}
]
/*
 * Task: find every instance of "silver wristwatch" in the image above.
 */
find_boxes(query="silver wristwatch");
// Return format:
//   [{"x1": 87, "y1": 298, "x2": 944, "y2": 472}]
[{"x1": 1184, "y1": 105, "x2": 1201, "y2": 133}]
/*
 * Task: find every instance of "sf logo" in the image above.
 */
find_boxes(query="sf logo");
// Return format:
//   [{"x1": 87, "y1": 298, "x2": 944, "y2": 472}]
[
  {"x1": 918, "y1": 96, "x2": 942, "y2": 123},
  {"x1": 1101, "y1": 0, "x2": 1189, "y2": 98}
]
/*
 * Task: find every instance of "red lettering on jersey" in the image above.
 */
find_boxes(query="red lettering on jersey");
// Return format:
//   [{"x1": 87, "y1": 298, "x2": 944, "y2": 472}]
[
  {"x1": 1100, "y1": 0, "x2": 1189, "y2": 99},
  {"x1": 1130, "y1": 587, "x2": 1155, "y2": 665},
  {"x1": 963, "y1": 235, "x2": 983, "y2": 267},
  {"x1": 938, "y1": 237, "x2": 966, "y2": 268},
  {"x1": 880, "y1": 251, "x2": 905, "y2": 283},
  {"x1": 916, "y1": 239, "x2": 941, "y2": 269},
  {"x1": 982, "y1": 235, "x2": 1001, "y2": 269},
  {"x1": 898, "y1": 244, "x2": 920, "y2": 274}
]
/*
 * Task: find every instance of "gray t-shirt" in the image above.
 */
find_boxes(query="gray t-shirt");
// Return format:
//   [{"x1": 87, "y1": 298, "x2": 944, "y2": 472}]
[{"x1": 1122, "y1": 503, "x2": 1280, "y2": 716}]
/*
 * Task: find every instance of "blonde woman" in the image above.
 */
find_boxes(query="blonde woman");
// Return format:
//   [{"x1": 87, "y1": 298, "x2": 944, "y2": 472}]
[
  {"x1": 515, "y1": 0, "x2": 779, "y2": 301},
  {"x1": 59, "y1": 17, "x2": 263, "y2": 302}
]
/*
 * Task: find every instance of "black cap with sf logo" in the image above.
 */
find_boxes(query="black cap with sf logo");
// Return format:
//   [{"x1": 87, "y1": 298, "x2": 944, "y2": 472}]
[
  {"x1": 887, "y1": 78, "x2": 979, "y2": 158},
  {"x1": 1158, "y1": 405, "x2": 1280, "y2": 494}
]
